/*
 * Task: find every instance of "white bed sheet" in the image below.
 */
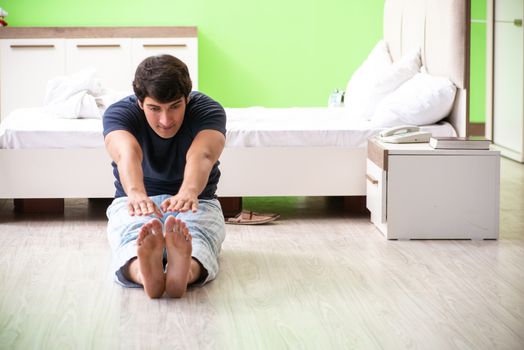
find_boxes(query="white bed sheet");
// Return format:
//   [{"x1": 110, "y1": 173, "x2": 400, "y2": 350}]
[
  {"x1": 0, "y1": 106, "x2": 457, "y2": 149},
  {"x1": 225, "y1": 107, "x2": 456, "y2": 147},
  {"x1": 0, "y1": 108, "x2": 104, "y2": 149}
]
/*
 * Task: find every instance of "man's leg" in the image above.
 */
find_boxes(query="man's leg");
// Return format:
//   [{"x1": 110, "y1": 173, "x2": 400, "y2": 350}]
[
  {"x1": 129, "y1": 217, "x2": 204, "y2": 298},
  {"x1": 164, "y1": 199, "x2": 226, "y2": 298},
  {"x1": 164, "y1": 215, "x2": 194, "y2": 297},
  {"x1": 106, "y1": 197, "x2": 166, "y2": 298},
  {"x1": 122, "y1": 219, "x2": 166, "y2": 298}
]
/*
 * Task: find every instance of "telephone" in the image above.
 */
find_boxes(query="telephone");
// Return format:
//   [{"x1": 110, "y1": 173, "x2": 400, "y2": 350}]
[{"x1": 378, "y1": 125, "x2": 432, "y2": 143}]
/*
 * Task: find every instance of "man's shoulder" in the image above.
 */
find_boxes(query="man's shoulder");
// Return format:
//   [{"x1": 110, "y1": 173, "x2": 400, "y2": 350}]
[
  {"x1": 187, "y1": 92, "x2": 225, "y2": 117},
  {"x1": 103, "y1": 95, "x2": 143, "y2": 137},
  {"x1": 188, "y1": 91, "x2": 222, "y2": 108},
  {"x1": 185, "y1": 91, "x2": 226, "y2": 135},
  {"x1": 106, "y1": 95, "x2": 140, "y2": 115}
]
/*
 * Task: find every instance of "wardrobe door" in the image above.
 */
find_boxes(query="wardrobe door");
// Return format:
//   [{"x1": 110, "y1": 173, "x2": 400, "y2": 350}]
[
  {"x1": 65, "y1": 38, "x2": 133, "y2": 92},
  {"x1": 131, "y1": 37, "x2": 198, "y2": 90},
  {"x1": 0, "y1": 39, "x2": 65, "y2": 120},
  {"x1": 493, "y1": 0, "x2": 524, "y2": 161}
]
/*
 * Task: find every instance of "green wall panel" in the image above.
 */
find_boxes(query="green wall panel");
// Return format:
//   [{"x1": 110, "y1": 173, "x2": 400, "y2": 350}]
[
  {"x1": 470, "y1": 0, "x2": 487, "y2": 123},
  {"x1": 1, "y1": 0, "x2": 383, "y2": 108},
  {"x1": 470, "y1": 22, "x2": 487, "y2": 124},
  {"x1": 471, "y1": 0, "x2": 487, "y2": 20}
]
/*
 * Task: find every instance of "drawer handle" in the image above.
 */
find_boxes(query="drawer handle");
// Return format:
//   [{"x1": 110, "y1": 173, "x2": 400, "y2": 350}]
[
  {"x1": 142, "y1": 44, "x2": 187, "y2": 48},
  {"x1": 10, "y1": 45, "x2": 55, "y2": 48},
  {"x1": 515, "y1": 19, "x2": 523, "y2": 27},
  {"x1": 76, "y1": 44, "x2": 121, "y2": 48},
  {"x1": 366, "y1": 174, "x2": 378, "y2": 185}
]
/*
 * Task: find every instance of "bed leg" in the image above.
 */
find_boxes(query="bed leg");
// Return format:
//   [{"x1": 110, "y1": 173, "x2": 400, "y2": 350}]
[
  {"x1": 217, "y1": 197, "x2": 242, "y2": 218},
  {"x1": 14, "y1": 198, "x2": 65, "y2": 214},
  {"x1": 343, "y1": 196, "x2": 369, "y2": 214}
]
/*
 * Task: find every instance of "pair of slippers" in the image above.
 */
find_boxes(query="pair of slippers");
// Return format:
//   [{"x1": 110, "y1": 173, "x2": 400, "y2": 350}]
[{"x1": 225, "y1": 210, "x2": 280, "y2": 225}]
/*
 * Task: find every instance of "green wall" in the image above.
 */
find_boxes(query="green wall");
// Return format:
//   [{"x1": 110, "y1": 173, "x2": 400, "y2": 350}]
[
  {"x1": 470, "y1": 0, "x2": 487, "y2": 123},
  {"x1": 1, "y1": 0, "x2": 383, "y2": 108},
  {"x1": 1, "y1": 0, "x2": 486, "y2": 122}
]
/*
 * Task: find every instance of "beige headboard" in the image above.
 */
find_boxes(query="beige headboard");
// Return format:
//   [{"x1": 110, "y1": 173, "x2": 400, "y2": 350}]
[{"x1": 384, "y1": 0, "x2": 471, "y2": 137}]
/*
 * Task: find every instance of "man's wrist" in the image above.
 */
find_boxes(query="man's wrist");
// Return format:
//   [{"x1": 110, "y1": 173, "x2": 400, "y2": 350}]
[
  {"x1": 127, "y1": 187, "x2": 147, "y2": 197},
  {"x1": 178, "y1": 186, "x2": 200, "y2": 197}
]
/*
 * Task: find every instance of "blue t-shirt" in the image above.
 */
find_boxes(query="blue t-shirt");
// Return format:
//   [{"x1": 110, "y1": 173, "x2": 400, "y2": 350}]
[{"x1": 102, "y1": 91, "x2": 226, "y2": 199}]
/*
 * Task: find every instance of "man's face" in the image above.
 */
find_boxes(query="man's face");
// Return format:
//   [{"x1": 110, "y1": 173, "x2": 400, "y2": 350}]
[{"x1": 139, "y1": 96, "x2": 187, "y2": 139}]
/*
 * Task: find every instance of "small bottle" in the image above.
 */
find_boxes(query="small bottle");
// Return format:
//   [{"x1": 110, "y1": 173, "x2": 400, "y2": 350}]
[{"x1": 328, "y1": 89, "x2": 344, "y2": 107}]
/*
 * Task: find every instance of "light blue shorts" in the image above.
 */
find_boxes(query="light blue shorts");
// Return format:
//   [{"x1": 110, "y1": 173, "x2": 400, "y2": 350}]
[{"x1": 106, "y1": 195, "x2": 226, "y2": 288}]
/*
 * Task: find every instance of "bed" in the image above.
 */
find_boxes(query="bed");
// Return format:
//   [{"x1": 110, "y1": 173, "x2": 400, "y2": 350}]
[{"x1": 0, "y1": 0, "x2": 470, "y2": 203}]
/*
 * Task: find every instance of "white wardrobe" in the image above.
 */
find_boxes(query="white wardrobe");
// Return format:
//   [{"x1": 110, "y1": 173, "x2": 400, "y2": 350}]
[
  {"x1": 0, "y1": 27, "x2": 198, "y2": 121},
  {"x1": 488, "y1": 0, "x2": 524, "y2": 162}
]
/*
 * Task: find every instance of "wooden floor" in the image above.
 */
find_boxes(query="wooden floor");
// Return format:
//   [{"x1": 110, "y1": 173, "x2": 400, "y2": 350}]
[{"x1": 0, "y1": 158, "x2": 523, "y2": 350}]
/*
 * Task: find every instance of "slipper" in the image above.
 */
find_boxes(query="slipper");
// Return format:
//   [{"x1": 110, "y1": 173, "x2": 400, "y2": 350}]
[{"x1": 225, "y1": 210, "x2": 280, "y2": 225}]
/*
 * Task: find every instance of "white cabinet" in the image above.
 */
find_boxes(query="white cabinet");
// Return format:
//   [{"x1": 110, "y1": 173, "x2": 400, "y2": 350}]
[
  {"x1": 489, "y1": 0, "x2": 524, "y2": 162},
  {"x1": 0, "y1": 39, "x2": 66, "y2": 119},
  {"x1": 131, "y1": 37, "x2": 198, "y2": 90},
  {"x1": 65, "y1": 38, "x2": 133, "y2": 92},
  {"x1": 0, "y1": 27, "x2": 198, "y2": 121},
  {"x1": 366, "y1": 138, "x2": 500, "y2": 240}
]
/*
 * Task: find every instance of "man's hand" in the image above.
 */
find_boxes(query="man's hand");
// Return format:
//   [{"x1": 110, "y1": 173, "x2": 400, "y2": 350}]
[
  {"x1": 127, "y1": 190, "x2": 163, "y2": 217},
  {"x1": 161, "y1": 190, "x2": 199, "y2": 213}
]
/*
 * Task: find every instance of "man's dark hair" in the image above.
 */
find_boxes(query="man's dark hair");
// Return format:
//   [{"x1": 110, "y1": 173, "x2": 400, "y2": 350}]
[{"x1": 133, "y1": 54, "x2": 192, "y2": 103}]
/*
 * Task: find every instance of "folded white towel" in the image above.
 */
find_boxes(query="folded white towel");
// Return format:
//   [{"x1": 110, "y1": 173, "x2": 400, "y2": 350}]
[
  {"x1": 43, "y1": 68, "x2": 132, "y2": 119},
  {"x1": 43, "y1": 68, "x2": 104, "y2": 119}
]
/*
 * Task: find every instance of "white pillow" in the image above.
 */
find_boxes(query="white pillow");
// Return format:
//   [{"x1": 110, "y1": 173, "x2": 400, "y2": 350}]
[
  {"x1": 344, "y1": 40, "x2": 390, "y2": 113},
  {"x1": 345, "y1": 42, "x2": 421, "y2": 120},
  {"x1": 370, "y1": 68, "x2": 457, "y2": 127}
]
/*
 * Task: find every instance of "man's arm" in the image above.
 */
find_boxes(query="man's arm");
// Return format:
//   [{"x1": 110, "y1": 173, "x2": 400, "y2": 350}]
[
  {"x1": 105, "y1": 130, "x2": 162, "y2": 217},
  {"x1": 161, "y1": 129, "x2": 226, "y2": 212}
]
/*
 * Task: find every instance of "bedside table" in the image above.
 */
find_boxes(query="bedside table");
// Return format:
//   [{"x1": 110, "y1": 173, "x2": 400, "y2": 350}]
[{"x1": 366, "y1": 138, "x2": 500, "y2": 240}]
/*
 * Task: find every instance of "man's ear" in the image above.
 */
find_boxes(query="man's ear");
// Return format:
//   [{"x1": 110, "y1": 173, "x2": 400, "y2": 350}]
[{"x1": 137, "y1": 100, "x2": 144, "y2": 110}]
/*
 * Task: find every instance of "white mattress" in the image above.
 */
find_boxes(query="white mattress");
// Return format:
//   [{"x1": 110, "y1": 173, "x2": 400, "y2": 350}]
[
  {"x1": 226, "y1": 107, "x2": 456, "y2": 147},
  {"x1": 0, "y1": 108, "x2": 104, "y2": 149},
  {"x1": 0, "y1": 107, "x2": 457, "y2": 149}
]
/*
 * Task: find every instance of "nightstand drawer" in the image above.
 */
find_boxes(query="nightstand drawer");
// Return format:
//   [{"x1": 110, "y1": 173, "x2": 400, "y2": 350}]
[{"x1": 366, "y1": 159, "x2": 387, "y2": 224}]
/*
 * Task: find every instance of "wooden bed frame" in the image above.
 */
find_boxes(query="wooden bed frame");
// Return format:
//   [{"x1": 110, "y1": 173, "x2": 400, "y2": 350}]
[{"x1": 0, "y1": 0, "x2": 470, "y2": 213}]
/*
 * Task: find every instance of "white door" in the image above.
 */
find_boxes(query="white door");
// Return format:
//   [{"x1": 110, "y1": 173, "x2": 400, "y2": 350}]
[
  {"x1": 493, "y1": 0, "x2": 524, "y2": 158},
  {"x1": 131, "y1": 38, "x2": 198, "y2": 90},
  {"x1": 0, "y1": 39, "x2": 66, "y2": 120}
]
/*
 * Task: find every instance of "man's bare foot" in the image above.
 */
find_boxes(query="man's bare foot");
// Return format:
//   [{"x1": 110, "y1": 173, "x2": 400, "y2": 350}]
[
  {"x1": 164, "y1": 215, "x2": 193, "y2": 298},
  {"x1": 137, "y1": 218, "x2": 166, "y2": 298}
]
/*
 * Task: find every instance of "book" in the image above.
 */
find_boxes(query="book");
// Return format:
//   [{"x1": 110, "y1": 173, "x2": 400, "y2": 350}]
[{"x1": 429, "y1": 136, "x2": 491, "y2": 150}]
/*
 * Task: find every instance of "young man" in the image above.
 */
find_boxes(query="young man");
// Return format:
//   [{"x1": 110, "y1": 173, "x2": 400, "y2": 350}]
[{"x1": 103, "y1": 54, "x2": 226, "y2": 298}]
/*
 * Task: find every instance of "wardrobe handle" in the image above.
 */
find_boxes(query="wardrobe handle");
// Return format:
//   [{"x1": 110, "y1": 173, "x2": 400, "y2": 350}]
[
  {"x1": 10, "y1": 45, "x2": 55, "y2": 48},
  {"x1": 366, "y1": 174, "x2": 379, "y2": 185},
  {"x1": 142, "y1": 44, "x2": 187, "y2": 48},
  {"x1": 514, "y1": 19, "x2": 522, "y2": 27},
  {"x1": 76, "y1": 44, "x2": 121, "y2": 48}
]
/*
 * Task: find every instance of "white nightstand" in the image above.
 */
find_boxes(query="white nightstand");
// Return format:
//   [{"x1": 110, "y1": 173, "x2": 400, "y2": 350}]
[{"x1": 366, "y1": 138, "x2": 500, "y2": 240}]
